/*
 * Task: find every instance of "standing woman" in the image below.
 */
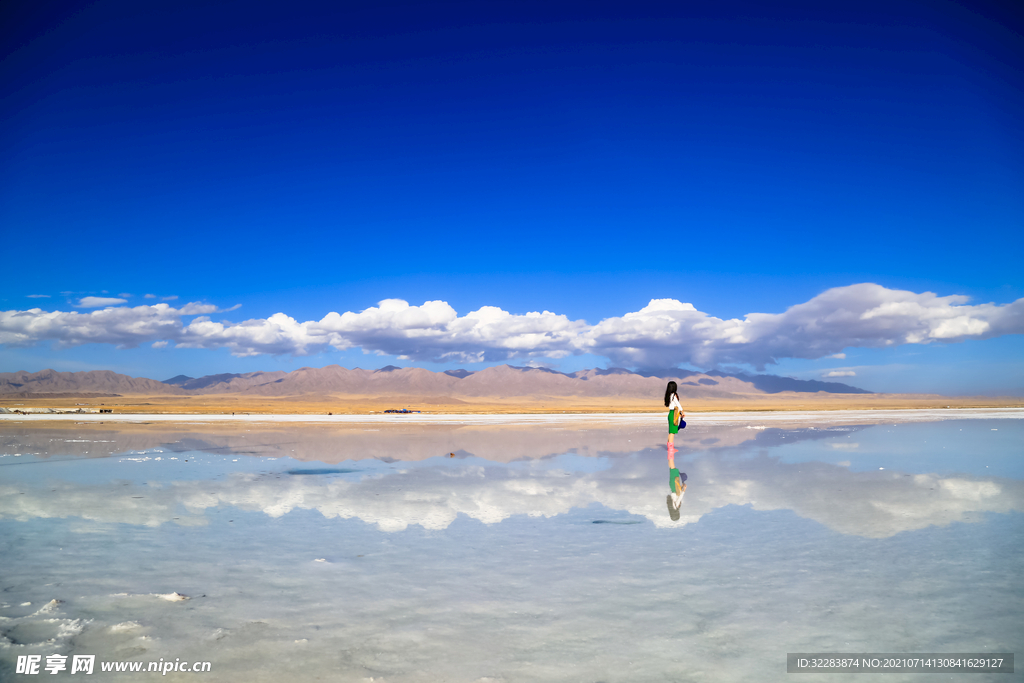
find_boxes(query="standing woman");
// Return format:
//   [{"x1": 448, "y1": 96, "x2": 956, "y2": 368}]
[{"x1": 665, "y1": 381, "x2": 686, "y2": 451}]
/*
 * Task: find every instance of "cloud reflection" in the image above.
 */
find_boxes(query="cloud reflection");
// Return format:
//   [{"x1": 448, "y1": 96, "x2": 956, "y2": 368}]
[{"x1": 3, "y1": 445, "x2": 1020, "y2": 537}]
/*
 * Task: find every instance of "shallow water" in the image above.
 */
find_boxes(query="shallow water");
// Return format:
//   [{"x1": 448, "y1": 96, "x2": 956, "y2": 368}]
[{"x1": 1, "y1": 417, "x2": 1021, "y2": 681}]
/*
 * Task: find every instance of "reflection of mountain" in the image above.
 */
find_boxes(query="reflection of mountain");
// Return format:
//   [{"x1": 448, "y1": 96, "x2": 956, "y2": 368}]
[
  {"x1": 0, "y1": 421, "x2": 847, "y2": 463},
  {"x1": 3, "y1": 445, "x2": 1019, "y2": 538},
  {"x1": 0, "y1": 364, "x2": 869, "y2": 397}
]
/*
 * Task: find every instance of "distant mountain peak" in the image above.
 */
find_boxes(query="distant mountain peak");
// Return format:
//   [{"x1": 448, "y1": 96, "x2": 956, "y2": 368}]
[
  {"x1": 161, "y1": 372, "x2": 249, "y2": 391},
  {"x1": 507, "y1": 365, "x2": 569, "y2": 376},
  {"x1": 444, "y1": 369, "x2": 474, "y2": 379},
  {"x1": 375, "y1": 365, "x2": 402, "y2": 373},
  {"x1": 634, "y1": 367, "x2": 702, "y2": 379}
]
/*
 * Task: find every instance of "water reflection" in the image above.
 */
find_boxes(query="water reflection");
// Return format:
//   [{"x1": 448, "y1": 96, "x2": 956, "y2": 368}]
[
  {"x1": 1, "y1": 418, "x2": 1022, "y2": 683},
  {"x1": 0, "y1": 420, "x2": 861, "y2": 463},
  {"x1": 666, "y1": 446, "x2": 687, "y2": 522},
  {"x1": 2, "y1": 421, "x2": 1020, "y2": 536}
]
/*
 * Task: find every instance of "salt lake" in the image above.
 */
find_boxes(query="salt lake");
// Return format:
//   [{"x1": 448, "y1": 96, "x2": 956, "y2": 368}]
[{"x1": 1, "y1": 412, "x2": 1021, "y2": 681}]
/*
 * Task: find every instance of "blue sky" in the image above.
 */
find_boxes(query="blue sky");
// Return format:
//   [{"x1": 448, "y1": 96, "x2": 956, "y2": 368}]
[{"x1": 1, "y1": 0, "x2": 1022, "y2": 394}]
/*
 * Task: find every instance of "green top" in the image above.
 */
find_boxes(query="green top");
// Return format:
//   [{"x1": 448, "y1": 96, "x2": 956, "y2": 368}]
[{"x1": 669, "y1": 467, "x2": 683, "y2": 494}]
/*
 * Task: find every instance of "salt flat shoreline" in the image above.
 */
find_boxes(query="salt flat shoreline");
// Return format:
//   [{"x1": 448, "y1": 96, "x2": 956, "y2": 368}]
[{"x1": 1, "y1": 407, "x2": 1022, "y2": 426}]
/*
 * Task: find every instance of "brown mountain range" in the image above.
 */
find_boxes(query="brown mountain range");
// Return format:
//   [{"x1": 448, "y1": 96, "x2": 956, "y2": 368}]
[{"x1": 0, "y1": 365, "x2": 867, "y2": 399}]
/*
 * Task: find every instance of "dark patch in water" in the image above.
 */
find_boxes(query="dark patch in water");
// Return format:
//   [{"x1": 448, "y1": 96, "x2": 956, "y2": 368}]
[
  {"x1": 591, "y1": 520, "x2": 643, "y2": 525},
  {"x1": 287, "y1": 468, "x2": 359, "y2": 475},
  {"x1": 3, "y1": 622, "x2": 63, "y2": 645}
]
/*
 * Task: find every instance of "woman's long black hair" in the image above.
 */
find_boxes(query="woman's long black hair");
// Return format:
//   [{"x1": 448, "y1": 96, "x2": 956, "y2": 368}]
[{"x1": 664, "y1": 381, "x2": 678, "y2": 407}]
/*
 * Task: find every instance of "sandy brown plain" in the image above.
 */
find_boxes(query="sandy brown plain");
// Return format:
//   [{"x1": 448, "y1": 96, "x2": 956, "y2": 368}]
[{"x1": 1, "y1": 391, "x2": 1021, "y2": 415}]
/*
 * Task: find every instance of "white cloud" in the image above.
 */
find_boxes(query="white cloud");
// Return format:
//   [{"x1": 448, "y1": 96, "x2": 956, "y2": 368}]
[
  {"x1": 26, "y1": 294, "x2": 50, "y2": 299},
  {"x1": 161, "y1": 295, "x2": 178, "y2": 301},
  {"x1": 76, "y1": 296, "x2": 127, "y2": 308},
  {"x1": 2, "y1": 284, "x2": 1022, "y2": 365},
  {"x1": 830, "y1": 353, "x2": 846, "y2": 359},
  {"x1": 1, "y1": 303, "x2": 215, "y2": 349},
  {"x1": 583, "y1": 283, "x2": 1024, "y2": 369},
  {"x1": 118, "y1": 293, "x2": 132, "y2": 298},
  {"x1": 312, "y1": 299, "x2": 586, "y2": 363},
  {"x1": 824, "y1": 370, "x2": 856, "y2": 377},
  {"x1": 144, "y1": 294, "x2": 156, "y2": 299},
  {"x1": 176, "y1": 312, "x2": 324, "y2": 356},
  {"x1": 177, "y1": 302, "x2": 219, "y2": 315}
]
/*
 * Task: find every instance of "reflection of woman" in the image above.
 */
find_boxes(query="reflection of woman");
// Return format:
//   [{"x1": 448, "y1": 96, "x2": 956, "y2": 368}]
[
  {"x1": 664, "y1": 381, "x2": 686, "y2": 451},
  {"x1": 666, "y1": 448, "x2": 687, "y2": 520}
]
